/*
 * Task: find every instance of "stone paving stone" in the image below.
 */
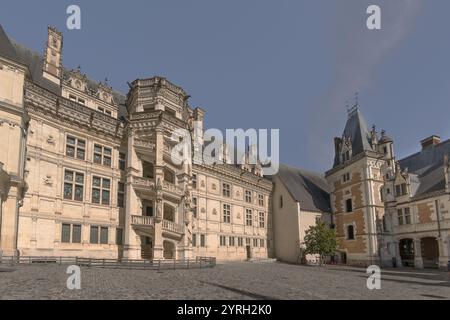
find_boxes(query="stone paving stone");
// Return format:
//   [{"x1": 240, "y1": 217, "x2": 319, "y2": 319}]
[{"x1": 0, "y1": 262, "x2": 449, "y2": 300}]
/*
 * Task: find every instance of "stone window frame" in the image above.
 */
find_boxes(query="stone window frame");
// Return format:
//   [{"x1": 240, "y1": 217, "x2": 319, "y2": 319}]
[
  {"x1": 222, "y1": 182, "x2": 231, "y2": 198},
  {"x1": 258, "y1": 194, "x2": 264, "y2": 206},
  {"x1": 93, "y1": 144, "x2": 112, "y2": 167},
  {"x1": 92, "y1": 175, "x2": 111, "y2": 206},
  {"x1": 192, "y1": 174, "x2": 197, "y2": 189},
  {"x1": 245, "y1": 190, "x2": 252, "y2": 203},
  {"x1": 259, "y1": 211, "x2": 265, "y2": 228},
  {"x1": 117, "y1": 181, "x2": 125, "y2": 208},
  {"x1": 200, "y1": 234, "x2": 206, "y2": 247},
  {"x1": 90, "y1": 225, "x2": 109, "y2": 245},
  {"x1": 63, "y1": 169, "x2": 84, "y2": 202},
  {"x1": 245, "y1": 208, "x2": 253, "y2": 226},
  {"x1": 229, "y1": 236, "x2": 235, "y2": 246},
  {"x1": 397, "y1": 207, "x2": 412, "y2": 226},
  {"x1": 65, "y1": 134, "x2": 86, "y2": 161},
  {"x1": 345, "y1": 197, "x2": 353, "y2": 213},
  {"x1": 342, "y1": 172, "x2": 351, "y2": 183},
  {"x1": 61, "y1": 223, "x2": 82, "y2": 244},
  {"x1": 219, "y1": 235, "x2": 226, "y2": 246},
  {"x1": 118, "y1": 152, "x2": 126, "y2": 171},
  {"x1": 344, "y1": 223, "x2": 357, "y2": 241},
  {"x1": 222, "y1": 203, "x2": 231, "y2": 224},
  {"x1": 238, "y1": 237, "x2": 243, "y2": 247}
]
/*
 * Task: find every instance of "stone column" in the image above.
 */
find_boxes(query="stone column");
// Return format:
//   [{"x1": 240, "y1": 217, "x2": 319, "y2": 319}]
[{"x1": 414, "y1": 238, "x2": 424, "y2": 269}]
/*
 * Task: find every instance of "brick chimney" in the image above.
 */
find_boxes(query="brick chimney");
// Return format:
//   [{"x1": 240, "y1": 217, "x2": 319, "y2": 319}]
[{"x1": 420, "y1": 135, "x2": 441, "y2": 150}]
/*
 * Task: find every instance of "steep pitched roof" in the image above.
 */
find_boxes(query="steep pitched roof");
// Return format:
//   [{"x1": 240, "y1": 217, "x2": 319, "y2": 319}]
[
  {"x1": 0, "y1": 25, "x2": 19, "y2": 63},
  {"x1": 274, "y1": 164, "x2": 331, "y2": 213},
  {"x1": 333, "y1": 107, "x2": 373, "y2": 167},
  {"x1": 399, "y1": 139, "x2": 450, "y2": 198}
]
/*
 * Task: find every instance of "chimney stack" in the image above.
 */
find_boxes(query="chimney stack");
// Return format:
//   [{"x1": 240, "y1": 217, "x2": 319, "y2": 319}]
[{"x1": 420, "y1": 135, "x2": 441, "y2": 150}]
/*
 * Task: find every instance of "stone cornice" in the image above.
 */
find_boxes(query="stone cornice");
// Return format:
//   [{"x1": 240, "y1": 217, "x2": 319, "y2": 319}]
[{"x1": 24, "y1": 81, "x2": 125, "y2": 139}]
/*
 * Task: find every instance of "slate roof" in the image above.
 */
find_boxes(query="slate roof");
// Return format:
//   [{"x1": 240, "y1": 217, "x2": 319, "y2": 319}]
[
  {"x1": 274, "y1": 164, "x2": 331, "y2": 213},
  {"x1": 333, "y1": 107, "x2": 373, "y2": 167},
  {"x1": 0, "y1": 25, "x2": 18, "y2": 62},
  {"x1": 399, "y1": 139, "x2": 450, "y2": 198}
]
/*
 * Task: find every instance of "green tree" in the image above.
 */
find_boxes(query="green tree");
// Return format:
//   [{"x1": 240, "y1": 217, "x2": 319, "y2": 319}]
[{"x1": 303, "y1": 221, "x2": 337, "y2": 266}]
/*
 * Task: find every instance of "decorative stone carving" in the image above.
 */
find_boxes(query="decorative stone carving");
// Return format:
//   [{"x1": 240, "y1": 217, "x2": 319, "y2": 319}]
[
  {"x1": 212, "y1": 209, "x2": 217, "y2": 215},
  {"x1": 47, "y1": 135, "x2": 55, "y2": 145},
  {"x1": 43, "y1": 174, "x2": 53, "y2": 186}
]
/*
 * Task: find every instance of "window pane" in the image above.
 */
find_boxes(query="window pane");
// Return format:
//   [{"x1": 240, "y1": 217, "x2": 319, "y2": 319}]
[
  {"x1": 102, "y1": 190, "x2": 110, "y2": 205},
  {"x1": 67, "y1": 136, "x2": 76, "y2": 145},
  {"x1": 76, "y1": 148, "x2": 85, "y2": 160},
  {"x1": 72, "y1": 225, "x2": 81, "y2": 243},
  {"x1": 93, "y1": 177, "x2": 101, "y2": 187},
  {"x1": 90, "y1": 226, "x2": 99, "y2": 244},
  {"x1": 64, "y1": 170, "x2": 74, "y2": 182},
  {"x1": 94, "y1": 153, "x2": 102, "y2": 164},
  {"x1": 64, "y1": 183, "x2": 73, "y2": 200},
  {"x1": 103, "y1": 156, "x2": 111, "y2": 167},
  {"x1": 102, "y1": 179, "x2": 111, "y2": 189},
  {"x1": 104, "y1": 148, "x2": 112, "y2": 156},
  {"x1": 74, "y1": 185, "x2": 83, "y2": 201},
  {"x1": 94, "y1": 145, "x2": 102, "y2": 153},
  {"x1": 100, "y1": 227, "x2": 108, "y2": 244},
  {"x1": 92, "y1": 188, "x2": 100, "y2": 204},
  {"x1": 75, "y1": 173, "x2": 84, "y2": 184},
  {"x1": 61, "y1": 224, "x2": 71, "y2": 243},
  {"x1": 77, "y1": 139, "x2": 85, "y2": 148},
  {"x1": 66, "y1": 145, "x2": 75, "y2": 157}
]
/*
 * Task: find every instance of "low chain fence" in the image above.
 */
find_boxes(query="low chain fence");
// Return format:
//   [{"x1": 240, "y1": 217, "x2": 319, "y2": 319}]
[{"x1": 0, "y1": 255, "x2": 216, "y2": 270}]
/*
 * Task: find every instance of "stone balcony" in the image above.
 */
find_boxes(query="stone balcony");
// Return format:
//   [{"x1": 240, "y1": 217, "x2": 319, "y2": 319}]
[
  {"x1": 131, "y1": 215, "x2": 184, "y2": 239},
  {"x1": 131, "y1": 215, "x2": 155, "y2": 227}
]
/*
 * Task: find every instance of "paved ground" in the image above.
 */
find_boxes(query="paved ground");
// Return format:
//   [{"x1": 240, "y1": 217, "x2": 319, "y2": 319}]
[{"x1": 0, "y1": 261, "x2": 449, "y2": 300}]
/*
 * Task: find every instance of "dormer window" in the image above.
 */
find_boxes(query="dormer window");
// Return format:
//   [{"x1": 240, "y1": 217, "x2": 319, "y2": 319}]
[
  {"x1": 395, "y1": 183, "x2": 407, "y2": 197},
  {"x1": 342, "y1": 150, "x2": 350, "y2": 162},
  {"x1": 342, "y1": 172, "x2": 351, "y2": 183}
]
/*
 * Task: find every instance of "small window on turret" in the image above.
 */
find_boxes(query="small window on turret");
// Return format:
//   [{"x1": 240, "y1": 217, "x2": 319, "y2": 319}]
[{"x1": 383, "y1": 146, "x2": 388, "y2": 155}]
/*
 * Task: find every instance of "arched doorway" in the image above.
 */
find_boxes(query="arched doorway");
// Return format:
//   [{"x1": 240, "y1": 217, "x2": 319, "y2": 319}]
[
  {"x1": 421, "y1": 237, "x2": 439, "y2": 269},
  {"x1": 141, "y1": 236, "x2": 153, "y2": 260},
  {"x1": 399, "y1": 239, "x2": 414, "y2": 267},
  {"x1": 163, "y1": 240, "x2": 175, "y2": 259}
]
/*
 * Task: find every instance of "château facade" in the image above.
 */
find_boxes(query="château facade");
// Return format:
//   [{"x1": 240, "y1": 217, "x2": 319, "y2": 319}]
[
  {"x1": 326, "y1": 107, "x2": 450, "y2": 269},
  {"x1": 0, "y1": 25, "x2": 273, "y2": 261}
]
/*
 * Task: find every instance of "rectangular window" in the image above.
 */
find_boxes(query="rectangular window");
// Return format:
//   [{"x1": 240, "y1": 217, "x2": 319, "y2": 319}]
[
  {"x1": 90, "y1": 226, "x2": 99, "y2": 244},
  {"x1": 105, "y1": 110, "x2": 112, "y2": 116},
  {"x1": 222, "y1": 183, "x2": 231, "y2": 197},
  {"x1": 192, "y1": 174, "x2": 197, "y2": 189},
  {"x1": 117, "y1": 182, "x2": 125, "y2": 208},
  {"x1": 346, "y1": 199, "x2": 353, "y2": 212},
  {"x1": 90, "y1": 226, "x2": 108, "y2": 244},
  {"x1": 395, "y1": 185, "x2": 401, "y2": 197},
  {"x1": 92, "y1": 176, "x2": 111, "y2": 205},
  {"x1": 404, "y1": 207, "x2": 411, "y2": 224},
  {"x1": 200, "y1": 234, "x2": 205, "y2": 247},
  {"x1": 223, "y1": 204, "x2": 231, "y2": 223},
  {"x1": 401, "y1": 183, "x2": 407, "y2": 196},
  {"x1": 66, "y1": 135, "x2": 86, "y2": 160},
  {"x1": 259, "y1": 212, "x2": 265, "y2": 228},
  {"x1": 238, "y1": 237, "x2": 243, "y2": 247},
  {"x1": 116, "y1": 228, "x2": 123, "y2": 245},
  {"x1": 246, "y1": 238, "x2": 250, "y2": 245},
  {"x1": 192, "y1": 234, "x2": 197, "y2": 247},
  {"x1": 229, "y1": 237, "x2": 235, "y2": 246},
  {"x1": 258, "y1": 194, "x2": 264, "y2": 206},
  {"x1": 246, "y1": 209, "x2": 253, "y2": 226},
  {"x1": 94, "y1": 144, "x2": 112, "y2": 167},
  {"x1": 253, "y1": 238, "x2": 258, "y2": 247},
  {"x1": 119, "y1": 152, "x2": 126, "y2": 171},
  {"x1": 343, "y1": 172, "x2": 350, "y2": 183},
  {"x1": 64, "y1": 170, "x2": 84, "y2": 201},
  {"x1": 245, "y1": 190, "x2": 252, "y2": 203},
  {"x1": 100, "y1": 227, "x2": 108, "y2": 244},
  {"x1": 77, "y1": 98, "x2": 85, "y2": 105},
  {"x1": 220, "y1": 235, "x2": 226, "y2": 246},
  {"x1": 61, "y1": 224, "x2": 81, "y2": 244},
  {"x1": 69, "y1": 94, "x2": 77, "y2": 102},
  {"x1": 260, "y1": 239, "x2": 265, "y2": 248},
  {"x1": 397, "y1": 209, "x2": 404, "y2": 225},
  {"x1": 192, "y1": 197, "x2": 198, "y2": 218},
  {"x1": 61, "y1": 224, "x2": 71, "y2": 243}
]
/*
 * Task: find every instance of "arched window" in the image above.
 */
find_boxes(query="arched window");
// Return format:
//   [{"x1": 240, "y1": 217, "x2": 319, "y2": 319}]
[{"x1": 347, "y1": 225, "x2": 355, "y2": 240}]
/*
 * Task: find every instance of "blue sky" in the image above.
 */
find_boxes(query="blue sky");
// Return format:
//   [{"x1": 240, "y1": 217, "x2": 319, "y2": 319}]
[{"x1": 1, "y1": 0, "x2": 448, "y2": 172}]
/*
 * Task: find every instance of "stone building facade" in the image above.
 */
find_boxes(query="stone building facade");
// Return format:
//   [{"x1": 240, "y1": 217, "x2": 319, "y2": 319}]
[
  {"x1": 327, "y1": 106, "x2": 450, "y2": 269},
  {"x1": 0, "y1": 25, "x2": 273, "y2": 261}
]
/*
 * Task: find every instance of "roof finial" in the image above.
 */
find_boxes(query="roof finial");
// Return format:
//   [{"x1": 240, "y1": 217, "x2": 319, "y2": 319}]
[{"x1": 354, "y1": 91, "x2": 359, "y2": 107}]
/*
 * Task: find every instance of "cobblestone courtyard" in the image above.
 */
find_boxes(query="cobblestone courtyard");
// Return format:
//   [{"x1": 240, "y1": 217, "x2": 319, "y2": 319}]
[{"x1": 0, "y1": 262, "x2": 449, "y2": 300}]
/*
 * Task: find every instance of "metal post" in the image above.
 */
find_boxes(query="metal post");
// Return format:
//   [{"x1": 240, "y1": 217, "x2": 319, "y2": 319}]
[{"x1": 158, "y1": 259, "x2": 161, "y2": 271}]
